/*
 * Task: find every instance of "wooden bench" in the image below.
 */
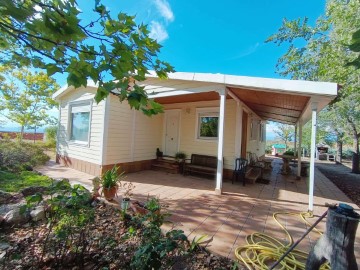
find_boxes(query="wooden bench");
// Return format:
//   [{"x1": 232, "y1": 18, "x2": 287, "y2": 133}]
[{"x1": 183, "y1": 154, "x2": 218, "y2": 178}]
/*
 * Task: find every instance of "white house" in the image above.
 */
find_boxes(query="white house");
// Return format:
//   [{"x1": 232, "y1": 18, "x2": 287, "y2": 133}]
[{"x1": 53, "y1": 72, "x2": 337, "y2": 204}]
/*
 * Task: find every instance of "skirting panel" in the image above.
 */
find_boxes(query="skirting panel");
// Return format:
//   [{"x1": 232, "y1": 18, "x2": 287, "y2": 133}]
[
  {"x1": 56, "y1": 154, "x2": 101, "y2": 176},
  {"x1": 101, "y1": 160, "x2": 153, "y2": 175}
]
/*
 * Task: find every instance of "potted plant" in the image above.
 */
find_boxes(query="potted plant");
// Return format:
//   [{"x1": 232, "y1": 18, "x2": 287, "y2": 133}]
[
  {"x1": 175, "y1": 151, "x2": 187, "y2": 174},
  {"x1": 121, "y1": 182, "x2": 135, "y2": 210},
  {"x1": 100, "y1": 165, "x2": 124, "y2": 201}
]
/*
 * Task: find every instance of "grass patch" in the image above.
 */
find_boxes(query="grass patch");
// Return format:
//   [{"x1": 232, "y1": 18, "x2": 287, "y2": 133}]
[{"x1": 0, "y1": 170, "x2": 53, "y2": 192}]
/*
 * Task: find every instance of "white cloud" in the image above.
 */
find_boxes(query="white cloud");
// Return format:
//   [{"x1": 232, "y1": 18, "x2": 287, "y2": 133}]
[
  {"x1": 153, "y1": 0, "x2": 174, "y2": 22},
  {"x1": 231, "y1": 42, "x2": 261, "y2": 60},
  {"x1": 149, "y1": 21, "x2": 169, "y2": 42}
]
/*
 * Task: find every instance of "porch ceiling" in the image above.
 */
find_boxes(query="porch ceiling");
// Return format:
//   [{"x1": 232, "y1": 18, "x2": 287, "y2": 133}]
[
  {"x1": 228, "y1": 87, "x2": 310, "y2": 124},
  {"x1": 154, "y1": 87, "x2": 310, "y2": 125}
]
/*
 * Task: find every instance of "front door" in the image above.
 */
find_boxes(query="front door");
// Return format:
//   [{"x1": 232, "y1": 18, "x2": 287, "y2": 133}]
[{"x1": 164, "y1": 110, "x2": 180, "y2": 156}]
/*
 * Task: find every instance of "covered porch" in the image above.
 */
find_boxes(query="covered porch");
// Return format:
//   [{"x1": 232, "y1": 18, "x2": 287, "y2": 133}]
[{"x1": 146, "y1": 72, "x2": 338, "y2": 211}]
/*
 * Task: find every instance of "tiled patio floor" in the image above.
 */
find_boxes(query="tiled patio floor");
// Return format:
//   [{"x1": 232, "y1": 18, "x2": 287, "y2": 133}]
[{"x1": 37, "y1": 158, "x2": 360, "y2": 267}]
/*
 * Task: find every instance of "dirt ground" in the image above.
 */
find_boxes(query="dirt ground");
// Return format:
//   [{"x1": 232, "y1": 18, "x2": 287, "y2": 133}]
[{"x1": 316, "y1": 161, "x2": 360, "y2": 208}]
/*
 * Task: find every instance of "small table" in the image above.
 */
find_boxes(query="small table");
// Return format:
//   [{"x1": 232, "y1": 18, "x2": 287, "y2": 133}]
[{"x1": 279, "y1": 155, "x2": 297, "y2": 175}]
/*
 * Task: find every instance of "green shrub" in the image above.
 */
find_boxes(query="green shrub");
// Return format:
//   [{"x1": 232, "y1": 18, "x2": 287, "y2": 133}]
[
  {"x1": 130, "y1": 197, "x2": 187, "y2": 269},
  {"x1": 283, "y1": 150, "x2": 295, "y2": 156},
  {"x1": 45, "y1": 126, "x2": 58, "y2": 149},
  {"x1": 0, "y1": 140, "x2": 50, "y2": 171}
]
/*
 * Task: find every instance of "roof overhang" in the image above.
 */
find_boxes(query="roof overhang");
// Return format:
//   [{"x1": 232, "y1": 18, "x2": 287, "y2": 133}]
[
  {"x1": 52, "y1": 71, "x2": 338, "y2": 126},
  {"x1": 146, "y1": 71, "x2": 338, "y2": 125}
]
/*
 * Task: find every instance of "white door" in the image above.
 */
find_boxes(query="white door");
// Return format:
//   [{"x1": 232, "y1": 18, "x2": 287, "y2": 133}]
[{"x1": 164, "y1": 110, "x2": 180, "y2": 156}]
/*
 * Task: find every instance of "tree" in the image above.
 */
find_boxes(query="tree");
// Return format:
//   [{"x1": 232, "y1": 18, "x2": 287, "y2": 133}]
[
  {"x1": 0, "y1": 0, "x2": 174, "y2": 115},
  {"x1": 273, "y1": 123, "x2": 294, "y2": 149},
  {"x1": 0, "y1": 67, "x2": 59, "y2": 139},
  {"x1": 267, "y1": 0, "x2": 360, "y2": 171}
]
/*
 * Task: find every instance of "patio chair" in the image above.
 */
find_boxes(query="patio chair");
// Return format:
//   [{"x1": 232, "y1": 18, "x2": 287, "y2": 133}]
[{"x1": 232, "y1": 158, "x2": 248, "y2": 185}]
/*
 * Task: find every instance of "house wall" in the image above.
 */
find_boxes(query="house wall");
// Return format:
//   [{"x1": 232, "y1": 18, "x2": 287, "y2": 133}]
[
  {"x1": 101, "y1": 94, "x2": 163, "y2": 173},
  {"x1": 56, "y1": 87, "x2": 105, "y2": 176},
  {"x1": 163, "y1": 99, "x2": 236, "y2": 170}
]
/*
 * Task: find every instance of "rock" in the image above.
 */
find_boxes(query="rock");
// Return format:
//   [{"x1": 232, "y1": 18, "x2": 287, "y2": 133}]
[
  {"x1": 0, "y1": 190, "x2": 13, "y2": 204},
  {"x1": 30, "y1": 205, "x2": 45, "y2": 221},
  {"x1": 0, "y1": 251, "x2": 5, "y2": 262},
  {"x1": 4, "y1": 206, "x2": 30, "y2": 225},
  {"x1": 0, "y1": 242, "x2": 10, "y2": 251},
  {"x1": 21, "y1": 186, "x2": 48, "y2": 197},
  {"x1": 0, "y1": 215, "x2": 4, "y2": 225}
]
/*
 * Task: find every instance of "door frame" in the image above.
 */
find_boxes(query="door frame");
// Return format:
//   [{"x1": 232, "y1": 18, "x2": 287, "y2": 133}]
[
  {"x1": 162, "y1": 109, "x2": 181, "y2": 156},
  {"x1": 241, "y1": 110, "x2": 248, "y2": 158}
]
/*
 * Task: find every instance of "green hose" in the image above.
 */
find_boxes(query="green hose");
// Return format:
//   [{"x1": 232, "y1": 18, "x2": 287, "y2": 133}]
[{"x1": 234, "y1": 211, "x2": 330, "y2": 270}]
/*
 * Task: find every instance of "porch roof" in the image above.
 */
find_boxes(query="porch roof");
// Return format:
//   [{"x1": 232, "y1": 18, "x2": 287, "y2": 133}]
[{"x1": 146, "y1": 71, "x2": 338, "y2": 125}]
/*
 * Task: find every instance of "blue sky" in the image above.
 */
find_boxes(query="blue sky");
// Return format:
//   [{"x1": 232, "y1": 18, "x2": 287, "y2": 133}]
[{"x1": 1, "y1": 0, "x2": 326, "y2": 136}]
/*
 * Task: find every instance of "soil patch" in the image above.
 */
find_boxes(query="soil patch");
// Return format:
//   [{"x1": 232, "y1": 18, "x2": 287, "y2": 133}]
[
  {"x1": 316, "y1": 162, "x2": 360, "y2": 208},
  {"x1": 0, "y1": 201, "x2": 236, "y2": 270}
]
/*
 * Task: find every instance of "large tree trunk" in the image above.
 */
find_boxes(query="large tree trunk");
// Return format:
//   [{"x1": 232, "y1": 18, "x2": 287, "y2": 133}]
[
  {"x1": 336, "y1": 141, "x2": 342, "y2": 164},
  {"x1": 348, "y1": 118, "x2": 360, "y2": 173}
]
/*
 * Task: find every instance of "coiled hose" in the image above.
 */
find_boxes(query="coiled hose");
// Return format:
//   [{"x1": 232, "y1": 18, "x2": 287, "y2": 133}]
[{"x1": 234, "y1": 211, "x2": 330, "y2": 270}]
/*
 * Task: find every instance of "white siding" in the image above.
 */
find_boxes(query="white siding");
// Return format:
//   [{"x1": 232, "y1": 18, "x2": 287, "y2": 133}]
[
  {"x1": 57, "y1": 87, "x2": 104, "y2": 164},
  {"x1": 163, "y1": 99, "x2": 237, "y2": 170},
  {"x1": 103, "y1": 95, "x2": 163, "y2": 165}
]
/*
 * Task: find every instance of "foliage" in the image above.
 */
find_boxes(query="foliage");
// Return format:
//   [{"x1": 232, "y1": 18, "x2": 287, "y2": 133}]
[
  {"x1": 0, "y1": 67, "x2": 58, "y2": 137},
  {"x1": 267, "y1": 0, "x2": 360, "y2": 161},
  {"x1": 199, "y1": 117, "x2": 218, "y2": 137},
  {"x1": 175, "y1": 151, "x2": 187, "y2": 161},
  {"x1": 273, "y1": 123, "x2": 294, "y2": 149},
  {"x1": 25, "y1": 180, "x2": 94, "y2": 267},
  {"x1": 189, "y1": 235, "x2": 209, "y2": 252},
  {"x1": 283, "y1": 150, "x2": 295, "y2": 156},
  {"x1": 130, "y1": 197, "x2": 187, "y2": 270},
  {"x1": 44, "y1": 125, "x2": 57, "y2": 148},
  {"x1": 349, "y1": 26, "x2": 360, "y2": 67},
  {"x1": 0, "y1": 140, "x2": 50, "y2": 171},
  {"x1": 0, "y1": 170, "x2": 52, "y2": 192},
  {"x1": 100, "y1": 165, "x2": 124, "y2": 189},
  {"x1": 122, "y1": 181, "x2": 135, "y2": 198},
  {"x1": 0, "y1": 0, "x2": 174, "y2": 115}
]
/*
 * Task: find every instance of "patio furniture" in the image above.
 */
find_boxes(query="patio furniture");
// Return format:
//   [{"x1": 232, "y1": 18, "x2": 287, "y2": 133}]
[
  {"x1": 232, "y1": 158, "x2": 248, "y2": 185},
  {"x1": 246, "y1": 152, "x2": 265, "y2": 183},
  {"x1": 280, "y1": 155, "x2": 297, "y2": 175},
  {"x1": 183, "y1": 154, "x2": 218, "y2": 178}
]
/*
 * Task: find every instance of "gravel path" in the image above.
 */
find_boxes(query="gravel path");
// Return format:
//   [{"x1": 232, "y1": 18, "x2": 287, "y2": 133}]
[{"x1": 316, "y1": 162, "x2": 360, "y2": 208}]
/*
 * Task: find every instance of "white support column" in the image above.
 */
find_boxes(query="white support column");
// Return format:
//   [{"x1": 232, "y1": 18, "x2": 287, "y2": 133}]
[
  {"x1": 309, "y1": 102, "x2": 318, "y2": 212},
  {"x1": 294, "y1": 125, "x2": 297, "y2": 155},
  {"x1": 297, "y1": 121, "x2": 302, "y2": 179},
  {"x1": 215, "y1": 88, "x2": 227, "y2": 195}
]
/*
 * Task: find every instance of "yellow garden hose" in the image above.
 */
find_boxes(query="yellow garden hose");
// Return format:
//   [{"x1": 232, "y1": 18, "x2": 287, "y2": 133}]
[{"x1": 234, "y1": 211, "x2": 331, "y2": 270}]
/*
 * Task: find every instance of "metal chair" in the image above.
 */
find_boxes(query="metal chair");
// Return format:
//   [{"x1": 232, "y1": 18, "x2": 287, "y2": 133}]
[{"x1": 232, "y1": 158, "x2": 248, "y2": 186}]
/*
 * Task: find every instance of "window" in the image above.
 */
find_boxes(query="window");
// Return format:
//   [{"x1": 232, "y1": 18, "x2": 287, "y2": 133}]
[
  {"x1": 196, "y1": 108, "x2": 219, "y2": 140},
  {"x1": 250, "y1": 119, "x2": 259, "y2": 141},
  {"x1": 69, "y1": 101, "x2": 92, "y2": 144}
]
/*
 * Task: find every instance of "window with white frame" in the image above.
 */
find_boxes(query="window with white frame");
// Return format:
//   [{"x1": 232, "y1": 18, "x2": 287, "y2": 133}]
[
  {"x1": 69, "y1": 101, "x2": 92, "y2": 144},
  {"x1": 196, "y1": 108, "x2": 219, "y2": 140}
]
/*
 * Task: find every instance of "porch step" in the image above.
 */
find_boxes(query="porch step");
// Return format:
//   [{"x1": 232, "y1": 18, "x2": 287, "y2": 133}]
[
  {"x1": 245, "y1": 167, "x2": 262, "y2": 184},
  {"x1": 151, "y1": 158, "x2": 179, "y2": 174}
]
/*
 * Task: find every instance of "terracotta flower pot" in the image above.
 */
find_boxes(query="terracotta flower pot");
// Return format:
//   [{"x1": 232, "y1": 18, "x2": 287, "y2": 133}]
[{"x1": 102, "y1": 186, "x2": 118, "y2": 201}]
